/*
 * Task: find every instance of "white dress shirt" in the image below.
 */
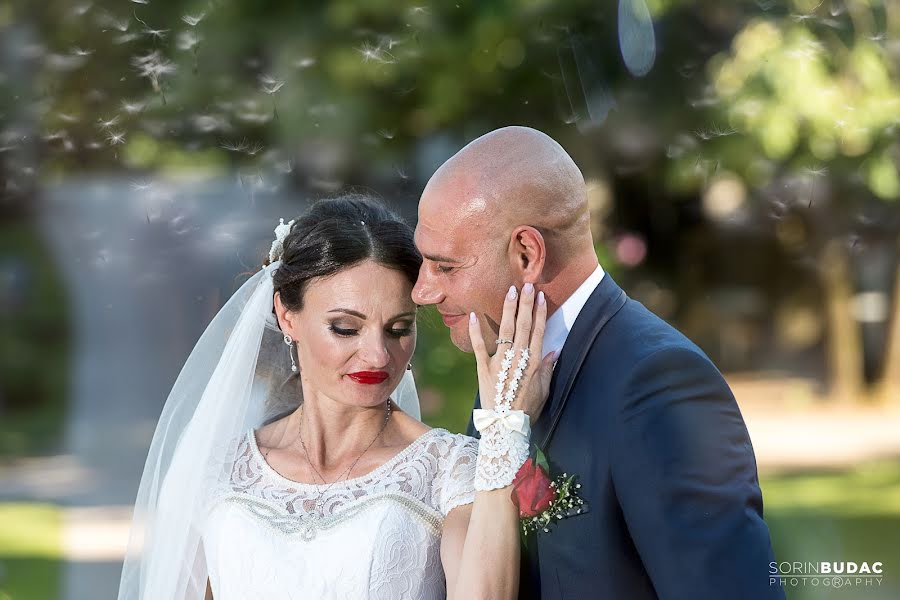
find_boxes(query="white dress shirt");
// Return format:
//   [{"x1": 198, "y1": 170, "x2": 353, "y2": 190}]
[{"x1": 542, "y1": 264, "x2": 606, "y2": 359}]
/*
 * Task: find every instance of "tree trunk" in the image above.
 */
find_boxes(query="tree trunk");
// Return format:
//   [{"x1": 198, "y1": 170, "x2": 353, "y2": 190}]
[
  {"x1": 877, "y1": 261, "x2": 900, "y2": 406},
  {"x1": 822, "y1": 241, "x2": 866, "y2": 404}
]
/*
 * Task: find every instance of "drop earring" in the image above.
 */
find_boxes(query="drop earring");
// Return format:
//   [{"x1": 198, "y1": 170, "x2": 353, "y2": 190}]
[
  {"x1": 284, "y1": 334, "x2": 298, "y2": 372},
  {"x1": 407, "y1": 363, "x2": 412, "y2": 371}
]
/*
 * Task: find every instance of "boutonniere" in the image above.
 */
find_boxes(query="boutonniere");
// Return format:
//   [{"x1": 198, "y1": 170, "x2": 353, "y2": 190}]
[{"x1": 511, "y1": 447, "x2": 587, "y2": 537}]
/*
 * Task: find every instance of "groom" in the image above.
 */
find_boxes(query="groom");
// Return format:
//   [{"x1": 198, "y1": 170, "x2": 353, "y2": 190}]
[{"x1": 412, "y1": 126, "x2": 783, "y2": 599}]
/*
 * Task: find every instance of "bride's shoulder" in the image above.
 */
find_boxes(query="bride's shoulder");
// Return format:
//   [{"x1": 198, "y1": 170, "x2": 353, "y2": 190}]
[
  {"x1": 430, "y1": 429, "x2": 478, "y2": 449},
  {"x1": 417, "y1": 427, "x2": 478, "y2": 460},
  {"x1": 390, "y1": 410, "x2": 431, "y2": 441},
  {"x1": 420, "y1": 430, "x2": 478, "y2": 512}
]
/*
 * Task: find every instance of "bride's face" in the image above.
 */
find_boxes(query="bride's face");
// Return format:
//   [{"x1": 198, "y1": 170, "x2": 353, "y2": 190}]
[{"x1": 275, "y1": 260, "x2": 417, "y2": 409}]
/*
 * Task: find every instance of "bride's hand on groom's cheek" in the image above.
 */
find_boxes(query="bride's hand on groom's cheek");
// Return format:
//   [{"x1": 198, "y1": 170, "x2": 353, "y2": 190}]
[{"x1": 468, "y1": 283, "x2": 557, "y2": 423}]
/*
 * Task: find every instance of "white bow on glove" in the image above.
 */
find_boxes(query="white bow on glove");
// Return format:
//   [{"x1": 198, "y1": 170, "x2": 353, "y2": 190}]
[{"x1": 472, "y1": 408, "x2": 531, "y2": 437}]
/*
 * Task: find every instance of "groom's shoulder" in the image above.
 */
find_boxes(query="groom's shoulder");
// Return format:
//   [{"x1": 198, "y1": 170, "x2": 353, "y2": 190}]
[
  {"x1": 598, "y1": 295, "x2": 715, "y2": 369},
  {"x1": 581, "y1": 300, "x2": 735, "y2": 419}
]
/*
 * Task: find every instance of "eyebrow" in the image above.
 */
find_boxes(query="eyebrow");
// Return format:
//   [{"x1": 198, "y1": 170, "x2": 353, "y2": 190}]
[
  {"x1": 422, "y1": 253, "x2": 461, "y2": 264},
  {"x1": 327, "y1": 308, "x2": 417, "y2": 320}
]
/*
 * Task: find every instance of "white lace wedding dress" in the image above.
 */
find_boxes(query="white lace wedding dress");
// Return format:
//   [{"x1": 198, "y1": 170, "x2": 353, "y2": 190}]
[{"x1": 202, "y1": 427, "x2": 479, "y2": 599}]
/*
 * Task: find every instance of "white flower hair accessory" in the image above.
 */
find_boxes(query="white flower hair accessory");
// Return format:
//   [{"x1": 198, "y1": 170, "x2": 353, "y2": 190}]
[{"x1": 267, "y1": 217, "x2": 295, "y2": 264}]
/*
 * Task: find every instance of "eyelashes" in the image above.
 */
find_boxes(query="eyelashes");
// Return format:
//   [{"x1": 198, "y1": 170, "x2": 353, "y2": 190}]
[
  {"x1": 329, "y1": 324, "x2": 356, "y2": 337},
  {"x1": 388, "y1": 328, "x2": 414, "y2": 338},
  {"x1": 328, "y1": 324, "x2": 413, "y2": 339}
]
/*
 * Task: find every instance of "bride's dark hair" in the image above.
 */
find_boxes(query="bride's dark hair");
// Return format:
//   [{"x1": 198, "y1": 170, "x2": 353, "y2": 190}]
[{"x1": 269, "y1": 194, "x2": 422, "y2": 313}]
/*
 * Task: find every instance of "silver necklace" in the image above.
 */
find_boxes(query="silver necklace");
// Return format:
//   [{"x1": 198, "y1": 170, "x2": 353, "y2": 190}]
[{"x1": 297, "y1": 399, "x2": 392, "y2": 518}]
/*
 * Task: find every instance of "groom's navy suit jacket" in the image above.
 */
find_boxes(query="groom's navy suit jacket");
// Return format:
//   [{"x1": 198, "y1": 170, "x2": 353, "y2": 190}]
[{"x1": 467, "y1": 274, "x2": 784, "y2": 600}]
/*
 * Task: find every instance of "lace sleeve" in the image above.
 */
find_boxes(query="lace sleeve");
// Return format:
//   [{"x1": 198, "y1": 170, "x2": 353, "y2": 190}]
[{"x1": 438, "y1": 435, "x2": 479, "y2": 517}]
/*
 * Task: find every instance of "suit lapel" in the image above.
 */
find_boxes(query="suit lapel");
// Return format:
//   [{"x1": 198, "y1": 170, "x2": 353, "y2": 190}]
[{"x1": 534, "y1": 274, "x2": 628, "y2": 450}]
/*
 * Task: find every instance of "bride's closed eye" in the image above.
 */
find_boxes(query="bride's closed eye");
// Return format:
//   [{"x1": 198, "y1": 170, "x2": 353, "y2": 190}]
[
  {"x1": 328, "y1": 323, "x2": 415, "y2": 338},
  {"x1": 328, "y1": 323, "x2": 358, "y2": 337}
]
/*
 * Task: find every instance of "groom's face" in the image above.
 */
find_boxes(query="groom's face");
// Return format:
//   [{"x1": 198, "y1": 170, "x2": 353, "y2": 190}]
[{"x1": 412, "y1": 211, "x2": 512, "y2": 353}]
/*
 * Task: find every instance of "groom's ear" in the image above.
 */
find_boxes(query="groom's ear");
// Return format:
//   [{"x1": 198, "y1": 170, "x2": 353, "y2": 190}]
[{"x1": 509, "y1": 226, "x2": 546, "y2": 281}]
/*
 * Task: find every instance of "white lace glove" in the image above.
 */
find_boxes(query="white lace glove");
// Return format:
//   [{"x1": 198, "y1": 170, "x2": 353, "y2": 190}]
[
  {"x1": 473, "y1": 407, "x2": 531, "y2": 490},
  {"x1": 468, "y1": 284, "x2": 555, "y2": 492}
]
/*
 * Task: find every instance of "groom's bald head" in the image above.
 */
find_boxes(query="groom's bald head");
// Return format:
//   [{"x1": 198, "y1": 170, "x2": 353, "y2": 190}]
[
  {"x1": 421, "y1": 126, "x2": 590, "y2": 256},
  {"x1": 413, "y1": 126, "x2": 599, "y2": 353}
]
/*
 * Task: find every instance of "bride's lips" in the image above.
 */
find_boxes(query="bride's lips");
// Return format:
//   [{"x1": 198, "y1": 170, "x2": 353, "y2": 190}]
[
  {"x1": 347, "y1": 371, "x2": 390, "y2": 385},
  {"x1": 440, "y1": 312, "x2": 466, "y2": 327}
]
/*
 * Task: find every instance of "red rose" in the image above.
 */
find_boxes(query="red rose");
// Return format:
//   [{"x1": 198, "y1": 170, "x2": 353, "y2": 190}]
[{"x1": 511, "y1": 457, "x2": 557, "y2": 518}]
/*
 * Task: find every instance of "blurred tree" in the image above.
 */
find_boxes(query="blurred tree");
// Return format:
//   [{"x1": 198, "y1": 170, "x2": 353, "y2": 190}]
[
  {"x1": 4, "y1": 0, "x2": 899, "y2": 406},
  {"x1": 694, "y1": 0, "x2": 900, "y2": 403}
]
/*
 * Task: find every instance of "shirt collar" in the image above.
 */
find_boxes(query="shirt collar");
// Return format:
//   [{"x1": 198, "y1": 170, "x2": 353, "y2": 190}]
[{"x1": 542, "y1": 264, "x2": 605, "y2": 358}]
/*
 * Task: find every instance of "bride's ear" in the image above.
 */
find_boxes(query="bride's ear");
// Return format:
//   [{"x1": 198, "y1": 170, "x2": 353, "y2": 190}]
[
  {"x1": 273, "y1": 291, "x2": 296, "y2": 333},
  {"x1": 509, "y1": 225, "x2": 546, "y2": 282}
]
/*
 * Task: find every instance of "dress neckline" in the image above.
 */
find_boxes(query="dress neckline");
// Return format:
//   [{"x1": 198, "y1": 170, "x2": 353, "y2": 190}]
[{"x1": 248, "y1": 426, "x2": 445, "y2": 489}]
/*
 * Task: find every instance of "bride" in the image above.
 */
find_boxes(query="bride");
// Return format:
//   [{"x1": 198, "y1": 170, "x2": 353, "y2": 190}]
[{"x1": 117, "y1": 195, "x2": 555, "y2": 599}]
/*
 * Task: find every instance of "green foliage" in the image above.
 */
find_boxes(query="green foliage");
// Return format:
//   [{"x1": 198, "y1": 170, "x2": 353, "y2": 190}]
[
  {"x1": 703, "y1": 5, "x2": 900, "y2": 200},
  {"x1": 0, "y1": 222, "x2": 69, "y2": 457},
  {"x1": 12, "y1": 0, "x2": 895, "y2": 217},
  {"x1": 414, "y1": 307, "x2": 477, "y2": 433}
]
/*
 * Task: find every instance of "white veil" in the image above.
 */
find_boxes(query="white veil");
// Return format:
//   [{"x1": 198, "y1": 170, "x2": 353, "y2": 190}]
[{"x1": 117, "y1": 258, "x2": 421, "y2": 599}]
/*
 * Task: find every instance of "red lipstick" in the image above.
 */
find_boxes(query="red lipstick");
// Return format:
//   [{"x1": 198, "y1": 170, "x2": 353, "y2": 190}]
[{"x1": 347, "y1": 371, "x2": 390, "y2": 385}]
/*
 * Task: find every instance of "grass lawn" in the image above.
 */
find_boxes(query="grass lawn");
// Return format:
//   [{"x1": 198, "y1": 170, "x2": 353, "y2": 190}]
[
  {"x1": 762, "y1": 461, "x2": 900, "y2": 599},
  {"x1": 0, "y1": 503, "x2": 62, "y2": 600}
]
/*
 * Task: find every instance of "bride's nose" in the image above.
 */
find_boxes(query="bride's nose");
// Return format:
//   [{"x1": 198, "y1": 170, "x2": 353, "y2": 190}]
[{"x1": 357, "y1": 330, "x2": 391, "y2": 368}]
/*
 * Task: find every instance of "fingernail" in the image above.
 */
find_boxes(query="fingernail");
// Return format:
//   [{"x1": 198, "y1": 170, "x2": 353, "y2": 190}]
[
  {"x1": 469, "y1": 312, "x2": 477, "y2": 324},
  {"x1": 524, "y1": 283, "x2": 534, "y2": 295},
  {"x1": 538, "y1": 291, "x2": 545, "y2": 305},
  {"x1": 507, "y1": 286, "x2": 517, "y2": 300}
]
